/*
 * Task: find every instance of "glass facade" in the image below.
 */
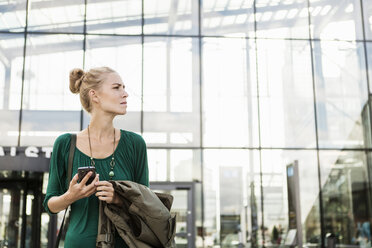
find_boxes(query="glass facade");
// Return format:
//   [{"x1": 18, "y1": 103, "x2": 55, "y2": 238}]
[{"x1": 0, "y1": 0, "x2": 372, "y2": 247}]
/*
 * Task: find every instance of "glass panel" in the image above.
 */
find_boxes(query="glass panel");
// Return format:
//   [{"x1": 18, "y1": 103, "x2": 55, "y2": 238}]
[
  {"x1": 27, "y1": 0, "x2": 85, "y2": 33},
  {"x1": 0, "y1": 187, "x2": 24, "y2": 247},
  {"x1": 20, "y1": 34, "x2": 84, "y2": 146},
  {"x1": 143, "y1": 37, "x2": 200, "y2": 147},
  {"x1": 202, "y1": 0, "x2": 254, "y2": 37},
  {"x1": 0, "y1": 33, "x2": 24, "y2": 146},
  {"x1": 367, "y1": 42, "x2": 372, "y2": 94},
  {"x1": 313, "y1": 41, "x2": 370, "y2": 149},
  {"x1": 144, "y1": 0, "x2": 198, "y2": 35},
  {"x1": 363, "y1": 0, "x2": 372, "y2": 40},
  {"x1": 319, "y1": 151, "x2": 372, "y2": 246},
  {"x1": 203, "y1": 149, "x2": 260, "y2": 247},
  {"x1": 257, "y1": 39, "x2": 316, "y2": 148},
  {"x1": 86, "y1": 0, "x2": 141, "y2": 35},
  {"x1": 152, "y1": 188, "x2": 189, "y2": 247},
  {"x1": 147, "y1": 149, "x2": 201, "y2": 182},
  {"x1": 203, "y1": 38, "x2": 259, "y2": 147},
  {"x1": 261, "y1": 150, "x2": 321, "y2": 247},
  {"x1": 40, "y1": 212, "x2": 50, "y2": 247},
  {"x1": 310, "y1": 0, "x2": 363, "y2": 40},
  {"x1": 84, "y1": 35, "x2": 142, "y2": 132},
  {"x1": 0, "y1": 0, "x2": 27, "y2": 32},
  {"x1": 256, "y1": 0, "x2": 309, "y2": 39}
]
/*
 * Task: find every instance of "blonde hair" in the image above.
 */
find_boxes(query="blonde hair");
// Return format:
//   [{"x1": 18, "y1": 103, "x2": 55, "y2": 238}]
[{"x1": 69, "y1": 66, "x2": 116, "y2": 113}]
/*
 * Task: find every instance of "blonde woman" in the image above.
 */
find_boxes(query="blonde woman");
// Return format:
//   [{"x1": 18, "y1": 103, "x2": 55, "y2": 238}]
[{"x1": 43, "y1": 67, "x2": 149, "y2": 247}]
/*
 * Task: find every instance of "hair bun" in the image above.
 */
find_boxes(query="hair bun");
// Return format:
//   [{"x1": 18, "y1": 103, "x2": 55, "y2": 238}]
[{"x1": 69, "y1": 68, "x2": 85, "y2": 94}]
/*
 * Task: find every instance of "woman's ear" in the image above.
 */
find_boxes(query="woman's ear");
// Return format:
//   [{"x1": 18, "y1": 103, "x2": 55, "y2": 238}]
[{"x1": 89, "y1": 89, "x2": 99, "y2": 103}]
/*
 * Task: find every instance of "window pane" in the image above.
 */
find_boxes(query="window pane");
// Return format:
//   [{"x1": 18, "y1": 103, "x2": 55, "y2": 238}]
[
  {"x1": 144, "y1": 0, "x2": 198, "y2": 35},
  {"x1": 319, "y1": 151, "x2": 372, "y2": 246},
  {"x1": 143, "y1": 37, "x2": 200, "y2": 147},
  {"x1": 363, "y1": 0, "x2": 372, "y2": 39},
  {"x1": 313, "y1": 41, "x2": 370, "y2": 149},
  {"x1": 203, "y1": 38, "x2": 259, "y2": 147},
  {"x1": 0, "y1": 0, "x2": 26, "y2": 32},
  {"x1": 0, "y1": 33, "x2": 24, "y2": 146},
  {"x1": 367, "y1": 42, "x2": 372, "y2": 94},
  {"x1": 147, "y1": 149, "x2": 201, "y2": 182},
  {"x1": 257, "y1": 39, "x2": 316, "y2": 148},
  {"x1": 84, "y1": 35, "x2": 142, "y2": 133},
  {"x1": 20, "y1": 34, "x2": 84, "y2": 146},
  {"x1": 202, "y1": 0, "x2": 254, "y2": 37},
  {"x1": 203, "y1": 149, "x2": 261, "y2": 247},
  {"x1": 86, "y1": 0, "x2": 141, "y2": 35},
  {"x1": 310, "y1": 0, "x2": 363, "y2": 40},
  {"x1": 256, "y1": 0, "x2": 309, "y2": 39},
  {"x1": 261, "y1": 150, "x2": 320, "y2": 247},
  {"x1": 27, "y1": 0, "x2": 85, "y2": 33}
]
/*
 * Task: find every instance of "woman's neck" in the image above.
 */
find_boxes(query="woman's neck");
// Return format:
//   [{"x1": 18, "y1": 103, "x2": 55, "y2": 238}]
[{"x1": 88, "y1": 112, "x2": 115, "y2": 142}]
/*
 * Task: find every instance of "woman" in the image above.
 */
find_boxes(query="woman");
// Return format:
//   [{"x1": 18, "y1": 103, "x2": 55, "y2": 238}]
[{"x1": 43, "y1": 67, "x2": 149, "y2": 248}]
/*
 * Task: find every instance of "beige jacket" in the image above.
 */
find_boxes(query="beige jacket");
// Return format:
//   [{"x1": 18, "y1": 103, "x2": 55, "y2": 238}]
[{"x1": 96, "y1": 181, "x2": 177, "y2": 248}]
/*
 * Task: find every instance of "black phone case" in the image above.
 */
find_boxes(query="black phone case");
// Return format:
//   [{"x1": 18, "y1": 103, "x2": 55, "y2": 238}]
[{"x1": 77, "y1": 167, "x2": 96, "y2": 185}]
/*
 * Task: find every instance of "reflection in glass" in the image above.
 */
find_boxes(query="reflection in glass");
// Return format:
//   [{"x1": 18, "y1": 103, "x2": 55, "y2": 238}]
[
  {"x1": 40, "y1": 213, "x2": 50, "y2": 247},
  {"x1": 143, "y1": 37, "x2": 200, "y2": 147},
  {"x1": 0, "y1": 0, "x2": 27, "y2": 32},
  {"x1": 27, "y1": 0, "x2": 85, "y2": 33},
  {"x1": 257, "y1": 39, "x2": 315, "y2": 148},
  {"x1": 147, "y1": 149, "x2": 201, "y2": 182},
  {"x1": 319, "y1": 151, "x2": 372, "y2": 246},
  {"x1": 0, "y1": 188, "x2": 24, "y2": 247},
  {"x1": 367, "y1": 42, "x2": 372, "y2": 94},
  {"x1": 87, "y1": 0, "x2": 141, "y2": 34},
  {"x1": 144, "y1": 0, "x2": 198, "y2": 35},
  {"x1": 255, "y1": 0, "x2": 309, "y2": 39},
  {"x1": 363, "y1": 0, "x2": 372, "y2": 40},
  {"x1": 0, "y1": 33, "x2": 24, "y2": 146},
  {"x1": 261, "y1": 150, "x2": 321, "y2": 247},
  {"x1": 203, "y1": 38, "x2": 258, "y2": 147},
  {"x1": 203, "y1": 149, "x2": 260, "y2": 247},
  {"x1": 313, "y1": 41, "x2": 370, "y2": 149},
  {"x1": 85, "y1": 35, "x2": 142, "y2": 132},
  {"x1": 310, "y1": 0, "x2": 363, "y2": 40},
  {"x1": 202, "y1": 0, "x2": 254, "y2": 37},
  {"x1": 20, "y1": 34, "x2": 84, "y2": 146}
]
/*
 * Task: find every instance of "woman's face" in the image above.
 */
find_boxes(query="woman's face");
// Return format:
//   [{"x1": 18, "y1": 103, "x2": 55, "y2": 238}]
[{"x1": 92, "y1": 72, "x2": 128, "y2": 115}]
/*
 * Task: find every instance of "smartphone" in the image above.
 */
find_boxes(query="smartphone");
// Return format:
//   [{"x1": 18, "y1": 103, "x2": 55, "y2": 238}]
[{"x1": 77, "y1": 166, "x2": 96, "y2": 185}]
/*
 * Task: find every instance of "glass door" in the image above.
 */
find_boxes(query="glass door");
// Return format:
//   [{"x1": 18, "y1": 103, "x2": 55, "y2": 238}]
[
  {"x1": 0, "y1": 177, "x2": 43, "y2": 248},
  {"x1": 150, "y1": 182, "x2": 196, "y2": 248},
  {"x1": 0, "y1": 183, "x2": 25, "y2": 248}
]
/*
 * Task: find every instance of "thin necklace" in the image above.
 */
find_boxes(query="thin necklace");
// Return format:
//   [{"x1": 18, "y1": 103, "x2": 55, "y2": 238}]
[{"x1": 88, "y1": 125, "x2": 116, "y2": 180}]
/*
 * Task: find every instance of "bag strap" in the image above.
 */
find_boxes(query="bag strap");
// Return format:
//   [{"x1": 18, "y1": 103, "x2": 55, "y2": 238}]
[
  {"x1": 67, "y1": 134, "x2": 76, "y2": 184},
  {"x1": 55, "y1": 133, "x2": 76, "y2": 248}
]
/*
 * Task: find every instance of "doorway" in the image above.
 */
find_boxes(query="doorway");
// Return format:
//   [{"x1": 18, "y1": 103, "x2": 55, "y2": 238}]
[
  {"x1": 0, "y1": 173, "x2": 43, "y2": 248},
  {"x1": 150, "y1": 181, "x2": 198, "y2": 248}
]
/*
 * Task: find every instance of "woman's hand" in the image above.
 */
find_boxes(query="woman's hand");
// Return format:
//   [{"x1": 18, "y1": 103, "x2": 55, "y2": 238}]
[
  {"x1": 48, "y1": 172, "x2": 99, "y2": 213},
  {"x1": 66, "y1": 172, "x2": 99, "y2": 203},
  {"x1": 95, "y1": 181, "x2": 122, "y2": 205}
]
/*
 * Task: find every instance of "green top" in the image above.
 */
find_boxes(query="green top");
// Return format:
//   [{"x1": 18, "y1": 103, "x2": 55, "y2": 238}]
[{"x1": 43, "y1": 130, "x2": 149, "y2": 248}]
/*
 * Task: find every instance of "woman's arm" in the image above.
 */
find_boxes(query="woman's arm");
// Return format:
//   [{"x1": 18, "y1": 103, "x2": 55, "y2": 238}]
[{"x1": 48, "y1": 172, "x2": 99, "y2": 213}]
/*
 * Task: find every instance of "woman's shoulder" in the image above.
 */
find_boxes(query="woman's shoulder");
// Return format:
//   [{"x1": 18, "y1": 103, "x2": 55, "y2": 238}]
[
  {"x1": 53, "y1": 133, "x2": 72, "y2": 147},
  {"x1": 121, "y1": 129, "x2": 146, "y2": 146}
]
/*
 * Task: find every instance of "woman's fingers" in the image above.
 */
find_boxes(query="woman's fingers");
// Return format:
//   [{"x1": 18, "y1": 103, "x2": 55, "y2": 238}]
[
  {"x1": 96, "y1": 185, "x2": 113, "y2": 192},
  {"x1": 85, "y1": 174, "x2": 99, "y2": 189},
  {"x1": 97, "y1": 196, "x2": 111, "y2": 202},
  {"x1": 95, "y1": 180, "x2": 112, "y2": 187},
  {"x1": 95, "y1": 190, "x2": 113, "y2": 197},
  {"x1": 70, "y1": 173, "x2": 79, "y2": 185},
  {"x1": 80, "y1": 171, "x2": 93, "y2": 185}
]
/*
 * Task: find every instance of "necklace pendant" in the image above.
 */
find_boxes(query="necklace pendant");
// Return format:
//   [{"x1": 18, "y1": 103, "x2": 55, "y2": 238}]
[{"x1": 109, "y1": 170, "x2": 115, "y2": 178}]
